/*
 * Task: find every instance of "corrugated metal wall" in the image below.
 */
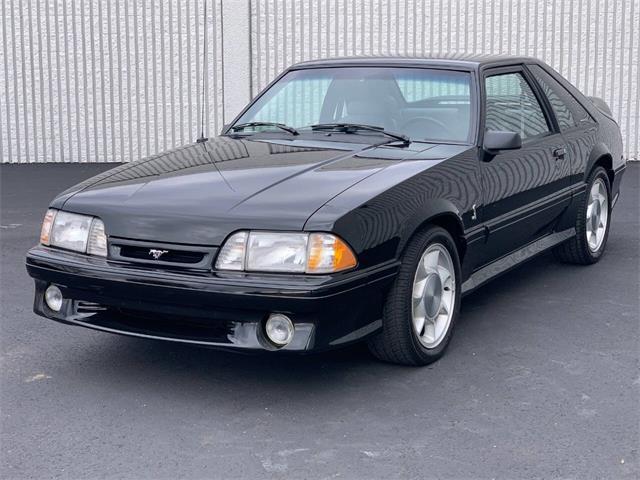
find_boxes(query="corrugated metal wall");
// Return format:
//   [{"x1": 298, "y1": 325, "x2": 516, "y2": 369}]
[
  {"x1": 251, "y1": 0, "x2": 640, "y2": 160},
  {"x1": 1, "y1": 0, "x2": 639, "y2": 163},
  {"x1": 1, "y1": 0, "x2": 223, "y2": 163}
]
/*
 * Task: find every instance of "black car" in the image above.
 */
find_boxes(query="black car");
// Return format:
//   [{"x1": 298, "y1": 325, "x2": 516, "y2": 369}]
[{"x1": 26, "y1": 55, "x2": 626, "y2": 365}]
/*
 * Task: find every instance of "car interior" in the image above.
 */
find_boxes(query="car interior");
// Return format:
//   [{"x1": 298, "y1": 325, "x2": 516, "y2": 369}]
[{"x1": 318, "y1": 76, "x2": 472, "y2": 142}]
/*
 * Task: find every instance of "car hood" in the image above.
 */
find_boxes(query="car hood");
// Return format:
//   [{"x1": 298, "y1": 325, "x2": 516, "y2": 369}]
[{"x1": 57, "y1": 136, "x2": 423, "y2": 245}]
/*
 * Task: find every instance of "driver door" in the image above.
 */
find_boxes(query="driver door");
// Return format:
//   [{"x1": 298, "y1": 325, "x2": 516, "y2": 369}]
[{"x1": 478, "y1": 66, "x2": 572, "y2": 266}]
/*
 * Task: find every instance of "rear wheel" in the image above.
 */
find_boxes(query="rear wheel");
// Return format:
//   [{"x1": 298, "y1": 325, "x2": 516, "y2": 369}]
[
  {"x1": 554, "y1": 166, "x2": 611, "y2": 264},
  {"x1": 368, "y1": 226, "x2": 461, "y2": 366}
]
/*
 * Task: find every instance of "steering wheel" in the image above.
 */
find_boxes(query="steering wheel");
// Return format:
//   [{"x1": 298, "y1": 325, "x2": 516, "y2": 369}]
[{"x1": 401, "y1": 117, "x2": 452, "y2": 141}]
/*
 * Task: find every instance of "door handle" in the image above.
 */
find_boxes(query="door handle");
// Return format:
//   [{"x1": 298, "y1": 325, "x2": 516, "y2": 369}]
[{"x1": 553, "y1": 147, "x2": 566, "y2": 160}]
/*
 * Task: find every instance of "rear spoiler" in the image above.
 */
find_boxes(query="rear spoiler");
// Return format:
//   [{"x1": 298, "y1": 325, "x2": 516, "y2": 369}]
[{"x1": 588, "y1": 96, "x2": 613, "y2": 118}]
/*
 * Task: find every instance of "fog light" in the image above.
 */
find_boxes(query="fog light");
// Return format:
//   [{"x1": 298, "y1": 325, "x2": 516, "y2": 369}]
[
  {"x1": 44, "y1": 285, "x2": 63, "y2": 312},
  {"x1": 265, "y1": 313, "x2": 294, "y2": 347}
]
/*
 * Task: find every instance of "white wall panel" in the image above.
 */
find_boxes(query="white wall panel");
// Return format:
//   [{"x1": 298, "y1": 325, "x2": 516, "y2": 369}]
[
  {"x1": 251, "y1": 0, "x2": 639, "y2": 160},
  {"x1": 1, "y1": 0, "x2": 224, "y2": 163},
  {"x1": 1, "y1": 1, "x2": 638, "y2": 162}
]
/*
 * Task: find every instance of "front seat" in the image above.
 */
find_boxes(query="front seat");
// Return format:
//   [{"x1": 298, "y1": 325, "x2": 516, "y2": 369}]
[{"x1": 339, "y1": 90, "x2": 399, "y2": 131}]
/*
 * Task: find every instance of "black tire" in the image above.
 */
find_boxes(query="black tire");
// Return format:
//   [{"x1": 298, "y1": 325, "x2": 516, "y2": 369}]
[
  {"x1": 553, "y1": 166, "x2": 612, "y2": 265},
  {"x1": 367, "y1": 226, "x2": 461, "y2": 366}
]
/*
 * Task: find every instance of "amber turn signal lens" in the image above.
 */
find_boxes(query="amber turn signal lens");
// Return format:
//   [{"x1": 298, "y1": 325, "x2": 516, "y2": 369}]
[
  {"x1": 40, "y1": 209, "x2": 57, "y2": 245},
  {"x1": 306, "y1": 233, "x2": 357, "y2": 274}
]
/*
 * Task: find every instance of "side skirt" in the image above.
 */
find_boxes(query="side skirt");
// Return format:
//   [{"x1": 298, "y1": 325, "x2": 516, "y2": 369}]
[{"x1": 461, "y1": 228, "x2": 576, "y2": 295}]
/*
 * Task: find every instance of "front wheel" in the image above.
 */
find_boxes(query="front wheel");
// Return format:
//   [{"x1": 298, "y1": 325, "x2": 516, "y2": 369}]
[
  {"x1": 554, "y1": 166, "x2": 611, "y2": 264},
  {"x1": 368, "y1": 226, "x2": 461, "y2": 366}
]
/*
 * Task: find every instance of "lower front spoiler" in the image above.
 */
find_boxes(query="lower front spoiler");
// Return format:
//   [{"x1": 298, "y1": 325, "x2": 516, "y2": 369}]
[
  {"x1": 35, "y1": 290, "x2": 315, "y2": 352},
  {"x1": 27, "y1": 247, "x2": 397, "y2": 352}
]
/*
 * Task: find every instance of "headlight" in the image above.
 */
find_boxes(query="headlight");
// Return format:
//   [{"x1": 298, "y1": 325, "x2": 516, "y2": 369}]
[
  {"x1": 40, "y1": 209, "x2": 108, "y2": 257},
  {"x1": 215, "y1": 231, "x2": 357, "y2": 274},
  {"x1": 247, "y1": 232, "x2": 308, "y2": 273}
]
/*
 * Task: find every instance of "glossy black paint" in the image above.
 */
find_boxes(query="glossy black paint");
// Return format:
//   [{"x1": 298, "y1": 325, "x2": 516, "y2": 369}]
[{"x1": 26, "y1": 55, "x2": 626, "y2": 352}]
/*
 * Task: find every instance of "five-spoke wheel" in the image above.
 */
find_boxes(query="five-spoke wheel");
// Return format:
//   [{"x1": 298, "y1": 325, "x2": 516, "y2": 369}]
[
  {"x1": 586, "y1": 177, "x2": 609, "y2": 252},
  {"x1": 411, "y1": 244, "x2": 456, "y2": 349},
  {"x1": 368, "y1": 226, "x2": 461, "y2": 366},
  {"x1": 554, "y1": 165, "x2": 612, "y2": 265}
]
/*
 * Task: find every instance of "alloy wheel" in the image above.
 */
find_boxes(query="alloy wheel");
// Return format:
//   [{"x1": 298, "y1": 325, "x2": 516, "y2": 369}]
[
  {"x1": 586, "y1": 178, "x2": 609, "y2": 252},
  {"x1": 411, "y1": 243, "x2": 456, "y2": 349}
]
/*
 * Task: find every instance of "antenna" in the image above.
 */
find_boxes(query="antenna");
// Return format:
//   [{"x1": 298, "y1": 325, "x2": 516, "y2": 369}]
[{"x1": 196, "y1": 0, "x2": 208, "y2": 143}]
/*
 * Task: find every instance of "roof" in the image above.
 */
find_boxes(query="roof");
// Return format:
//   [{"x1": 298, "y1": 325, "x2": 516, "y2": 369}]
[{"x1": 292, "y1": 54, "x2": 542, "y2": 71}]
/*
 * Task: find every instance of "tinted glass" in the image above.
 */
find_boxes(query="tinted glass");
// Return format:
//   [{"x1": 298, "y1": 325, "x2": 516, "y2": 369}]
[
  {"x1": 531, "y1": 69, "x2": 575, "y2": 129},
  {"x1": 528, "y1": 64, "x2": 592, "y2": 126},
  {"x1": 249, "y1": 76, "x2": 332, "y2": 130},
  {"x1": 485, "y1": 72, "x2": 550, "y2": 140},
  {"x1": 396, "y1": 70, "x2": 470, "y2": 102},
  {"x1": 234, "y1": 67, "x2": 473, "y2": 142}
]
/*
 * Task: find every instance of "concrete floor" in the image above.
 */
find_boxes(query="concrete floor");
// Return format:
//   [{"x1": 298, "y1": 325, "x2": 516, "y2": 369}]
[{"x1": 1, "y1": 163, "x2": 638, "y2": 479}]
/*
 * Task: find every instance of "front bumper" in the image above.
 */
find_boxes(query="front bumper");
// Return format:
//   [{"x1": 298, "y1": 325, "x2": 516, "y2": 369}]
[{"x1": 26, "y1": 246, "x2": 397, "y2": 352}]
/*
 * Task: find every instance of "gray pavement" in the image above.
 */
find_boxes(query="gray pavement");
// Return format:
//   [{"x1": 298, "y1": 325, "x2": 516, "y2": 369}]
[{"x1": 1, "y1": 163, "x2": 638, "y2": 479}]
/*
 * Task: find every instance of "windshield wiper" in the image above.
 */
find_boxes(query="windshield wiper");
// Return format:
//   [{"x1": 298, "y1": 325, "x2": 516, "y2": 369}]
[
  {"x1": 230, "y1": 122, "x2": 299, "y2": 136},
  {"x1": 309, "y1": 123, "x2": 410, "y2": 145}
]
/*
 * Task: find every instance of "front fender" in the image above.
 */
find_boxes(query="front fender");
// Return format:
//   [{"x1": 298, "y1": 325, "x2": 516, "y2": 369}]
[{"x1": 396, "y1": 199, "x2": 464, "y2": 257}]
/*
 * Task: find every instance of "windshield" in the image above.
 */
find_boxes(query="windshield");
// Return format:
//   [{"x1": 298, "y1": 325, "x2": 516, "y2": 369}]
[{"x1": 233, "y1": 67, "x2": 473, "y2": 143}]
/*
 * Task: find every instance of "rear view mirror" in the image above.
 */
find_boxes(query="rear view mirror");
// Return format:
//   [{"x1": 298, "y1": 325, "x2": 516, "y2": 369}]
[{"x1": 483, "y1": 130, "x2": 522, "y2": 153}]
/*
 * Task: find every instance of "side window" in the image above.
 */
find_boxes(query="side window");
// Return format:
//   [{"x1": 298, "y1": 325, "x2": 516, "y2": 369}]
[
  {"x1": 528, "y1": 64, "x2": 592, "y2": 127},
  {"x1": 530, "y1": 69, "x2": 575, "y2": 129},
  {"x1": 485, "y1": 72, "x2": 550, "y2": 140}
]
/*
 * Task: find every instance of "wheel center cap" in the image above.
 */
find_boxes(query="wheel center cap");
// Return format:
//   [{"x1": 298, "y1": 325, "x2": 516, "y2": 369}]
[{"x1": 423, "y1": 273, "x2": 443, "y2": 319}]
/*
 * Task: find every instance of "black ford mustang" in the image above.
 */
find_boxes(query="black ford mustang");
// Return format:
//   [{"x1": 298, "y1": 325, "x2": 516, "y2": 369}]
[{"x1": 26, "y1": 55, "x2": 626, "y2": 365}]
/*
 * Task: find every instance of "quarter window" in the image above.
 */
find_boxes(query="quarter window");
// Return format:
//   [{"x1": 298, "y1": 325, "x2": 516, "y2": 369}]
[
  {"x1": 531, "y1": 70, "x2": 575, "y2": 129},
  {"x1": 485, "y1": 72, "x2": 550, "y2": 140},
  {"x1": 528, "y1": 64, "x2": 592, "y2": 127}
]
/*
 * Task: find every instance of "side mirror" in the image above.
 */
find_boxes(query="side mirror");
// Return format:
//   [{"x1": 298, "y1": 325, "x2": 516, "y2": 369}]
[{"x1": 483, "y1": 130, "x2": 522, "y2": 153}]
